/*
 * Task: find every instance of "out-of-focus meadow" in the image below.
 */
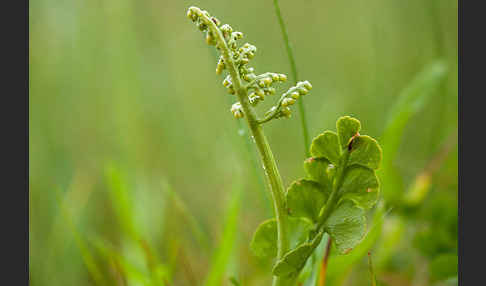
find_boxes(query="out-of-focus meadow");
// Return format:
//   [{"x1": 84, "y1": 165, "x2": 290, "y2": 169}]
[{"x1": 29, "y1": 0, "x2": 458, "y2": 285}]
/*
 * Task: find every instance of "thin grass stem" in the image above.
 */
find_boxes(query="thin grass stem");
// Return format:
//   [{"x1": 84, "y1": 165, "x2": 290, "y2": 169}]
[{"x1": 272, "y1": 0, "x2": 310, "y2": 157}]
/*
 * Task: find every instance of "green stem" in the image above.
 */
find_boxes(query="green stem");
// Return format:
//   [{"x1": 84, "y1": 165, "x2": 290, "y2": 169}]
[
  {"x1": 317, "y1": 150, "x2": 350, "y2": 230},
  {"x1": 272, "y1": 0, "x2": 310, "y2": 157},
  {"x1": 201, "y1": 13, "x2": 290, "y2": 286},
  {"x1": 368, "y1": 252, "x2": 377, "y2": 286},
  {"x1": 258, "y1": 93, "x2": 290, "y2": 124}
]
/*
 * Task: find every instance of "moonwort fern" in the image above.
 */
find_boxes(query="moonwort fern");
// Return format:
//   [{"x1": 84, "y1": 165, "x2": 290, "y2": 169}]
[{"x1": 186, "y1": 6, "x2": 382, "y2": 286}]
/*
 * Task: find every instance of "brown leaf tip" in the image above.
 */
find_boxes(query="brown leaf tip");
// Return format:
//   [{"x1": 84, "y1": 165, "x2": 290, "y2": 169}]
[{"x1": 348, "y1": 132, "x2": 361, "y2": 151}]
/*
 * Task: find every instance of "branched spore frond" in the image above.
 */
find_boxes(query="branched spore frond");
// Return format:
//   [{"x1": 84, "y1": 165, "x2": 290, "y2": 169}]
[{"x1": 187, "y1": 6, "x2": 312, "y2": 122}]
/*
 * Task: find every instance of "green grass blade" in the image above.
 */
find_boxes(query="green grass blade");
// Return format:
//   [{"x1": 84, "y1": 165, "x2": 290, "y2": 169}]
[
  {"x1": 54, "y1": 188, "x2": 108, "y2": 286},
  {"x1": 367, "y1": 252, "x2": 377, "y2": 286},
  {"x1": 105, "y1": 164, "x2": 171, "y2": 285},
  {"x1": 105, "y1": 164, "x2": 139, "y2": 241},
  {"x1": 91, "y1": 237, "x2": 154, "y2": 286},
  {"x1": 373, "y1": 216, "x2": 406, "y2": 271},
  {"x1": 402, "y1": 129, "x2": 457, "y2": 207},
  {"x1": 378, "y1": 60, "x2": 448, "y2": 203},
  {"x1": 229, "y1": 277, "x2": 242, "y2": 286},
  {"x1": 164, "y1": 180, "x2": 212, "y2": 254},
  {"x1": 272, "y1": 0, "x2": 310, "y2": 157},
  {"x1": 203, "y1": 181, "x2": 242, "y2": 286}
]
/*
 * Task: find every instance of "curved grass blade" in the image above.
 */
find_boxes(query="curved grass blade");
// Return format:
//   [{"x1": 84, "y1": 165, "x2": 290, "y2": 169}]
[
  {"x1": 203, "y1": 180, "x2": 242, "y2": 286},
  {"x1": 272, "y1": 0, "x2": 310, "y2": 157},
  {"x1": 367, "y1": 252, "x2": 377, "y2": 286},
  {"x1": 163, "y1": 180, "x2": 212, "y2": 254},
  {"x1": 378, "y1": 60, "x2": 448, "y2": 203},
  {"x1": 55, "y1": 188, "x2": 108, "y2": 286}
]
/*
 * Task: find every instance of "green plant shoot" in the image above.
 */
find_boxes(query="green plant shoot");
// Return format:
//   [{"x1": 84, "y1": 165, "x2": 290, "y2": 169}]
[{"x1": 186, "y1": 7, "x2": 382, "y2": 286}]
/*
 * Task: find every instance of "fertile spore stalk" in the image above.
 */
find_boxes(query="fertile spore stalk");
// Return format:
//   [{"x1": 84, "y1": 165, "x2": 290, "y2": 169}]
[
  {"x1": 187, "y1": 5, "x2": 311, "y2": 274},
  {"x1": 186, "y1": 7, "x2": 382, "y2": 286}
]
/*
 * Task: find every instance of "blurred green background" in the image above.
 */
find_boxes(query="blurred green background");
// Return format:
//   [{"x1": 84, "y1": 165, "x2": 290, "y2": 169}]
[{"x1": 29, "y1": 0, "x2": 457, "y2": 285}]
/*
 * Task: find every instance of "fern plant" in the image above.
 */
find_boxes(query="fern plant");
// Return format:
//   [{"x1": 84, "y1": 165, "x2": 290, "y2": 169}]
[{"x1": 186, "y1": 6, "x2": 382, "y2": 286}]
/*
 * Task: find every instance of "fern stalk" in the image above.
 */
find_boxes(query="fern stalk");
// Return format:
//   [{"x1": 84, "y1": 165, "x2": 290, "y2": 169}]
[
  {"x1": 186, "y1": 8, "x2": 381, "y2": 286},
  {"x1": 187, "y1": 9, "x2": 291, "y2": 285}
]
